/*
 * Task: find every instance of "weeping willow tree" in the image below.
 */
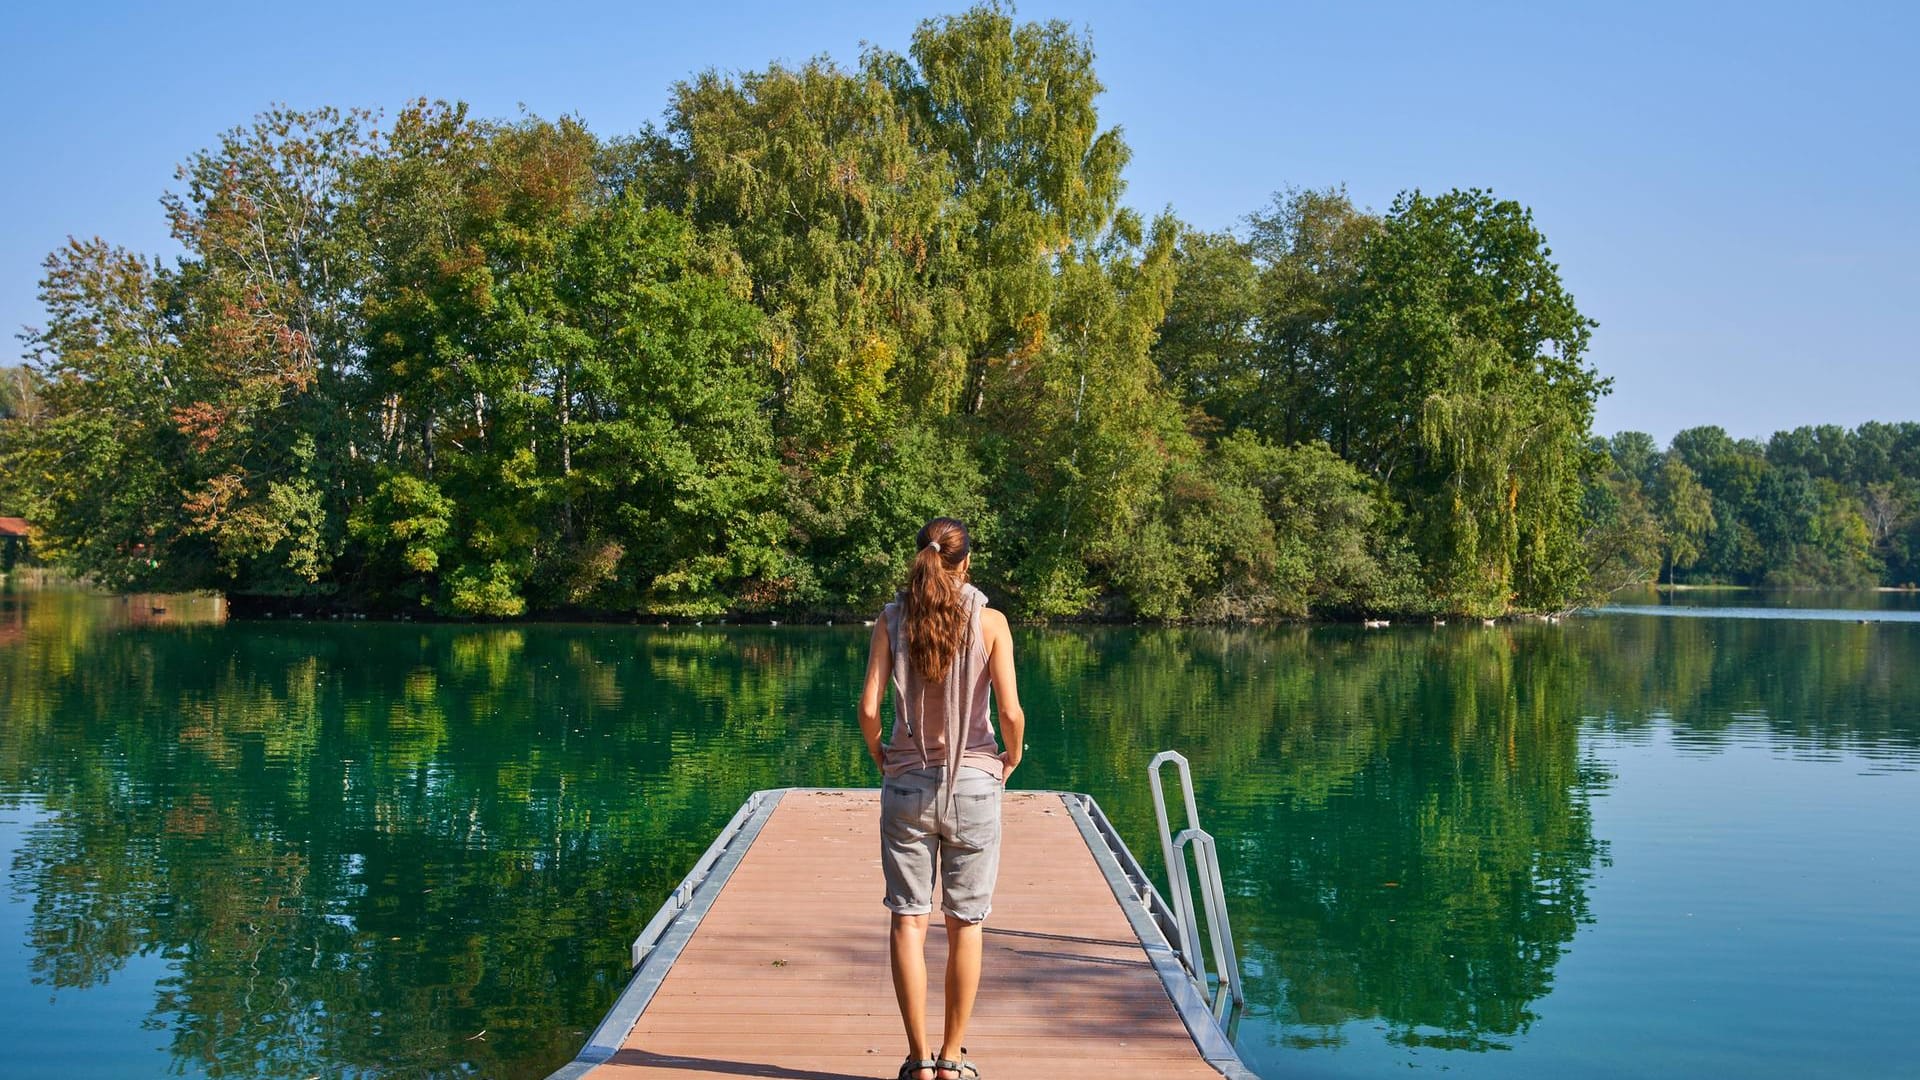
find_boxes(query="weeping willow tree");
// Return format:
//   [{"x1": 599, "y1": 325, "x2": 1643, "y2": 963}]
[
  {"x1": 1350, "y1": 190, "x2": 1605, "y2": 616},
  {"x1": 1417, "y1": 336, "x2": 1589, "y2": 614}
]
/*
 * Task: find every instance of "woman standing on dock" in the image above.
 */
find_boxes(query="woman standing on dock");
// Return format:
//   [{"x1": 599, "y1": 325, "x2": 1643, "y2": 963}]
[{"x1": 858, "y1": 517, "x2": 1026, "y2": 1080}]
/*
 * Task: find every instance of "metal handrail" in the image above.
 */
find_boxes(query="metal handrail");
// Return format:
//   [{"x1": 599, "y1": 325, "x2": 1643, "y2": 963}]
[{"x1": 1148, "y1": 750, "x2": 1244, "y2": 1009}]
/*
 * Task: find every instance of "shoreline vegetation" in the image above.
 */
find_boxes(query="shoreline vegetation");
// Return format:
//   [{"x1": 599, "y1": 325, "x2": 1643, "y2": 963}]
[
  {"x1": 7, "y1": 568, "x2": 1912, "y2": 626},
  {"x1": 2, "y1": 5, "x2": 1917, "y2": 624}
]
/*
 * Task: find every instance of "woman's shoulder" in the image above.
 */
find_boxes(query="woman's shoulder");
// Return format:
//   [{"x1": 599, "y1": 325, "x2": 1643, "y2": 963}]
[{"x1": 978, "y1": 604, "x2": 1010, "y2": 635}]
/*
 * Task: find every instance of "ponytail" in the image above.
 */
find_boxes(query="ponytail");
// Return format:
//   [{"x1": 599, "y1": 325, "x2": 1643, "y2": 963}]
[{"x1": 905, "y1": 517, "x2": 971, "y2": 683}]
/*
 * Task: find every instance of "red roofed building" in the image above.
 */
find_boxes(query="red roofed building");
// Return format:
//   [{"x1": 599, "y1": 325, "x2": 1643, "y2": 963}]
[{"x1": 0, "y1": 517, "x2": 30, "y2": 571}]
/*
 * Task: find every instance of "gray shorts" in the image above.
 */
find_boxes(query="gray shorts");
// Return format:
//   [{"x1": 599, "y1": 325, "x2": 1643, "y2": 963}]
[{"x1": 879, "y1": 765, "x2": 1003, "y2": 923}]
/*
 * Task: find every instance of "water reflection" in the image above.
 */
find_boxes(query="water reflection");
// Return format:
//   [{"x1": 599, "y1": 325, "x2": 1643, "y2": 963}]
[
  {"x1": 1022, "y1": 626, "x2": 1609, "y2": 1055},
  {"x1": 0, "y1": 598, "x2": 876, "y2": 1077},
  {"x1": 0, "y1": 589, "x2": 1915, "y2": 1078},
  {"x1": 1569, "y1": 614, "x2": 1920, "y2": 760},
  {"x1": 1604, "y1": 583, "x2": 1920, "y2": 616}
]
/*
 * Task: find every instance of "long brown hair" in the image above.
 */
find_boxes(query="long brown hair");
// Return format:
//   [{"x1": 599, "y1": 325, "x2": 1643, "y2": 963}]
[{"x1": 905, "y1": 517, "x2": 971, "y2": 683}]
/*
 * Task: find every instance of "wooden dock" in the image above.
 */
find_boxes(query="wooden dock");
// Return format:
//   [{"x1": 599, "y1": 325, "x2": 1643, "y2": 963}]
[{"x1": 546, "y1": 789, "x2": 1257, "y2": 1080}]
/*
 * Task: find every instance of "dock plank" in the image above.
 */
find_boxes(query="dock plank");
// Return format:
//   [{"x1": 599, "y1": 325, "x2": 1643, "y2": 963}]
[{"x1": 576, "y1": 791, "x2": 1234, "y2": 1080}]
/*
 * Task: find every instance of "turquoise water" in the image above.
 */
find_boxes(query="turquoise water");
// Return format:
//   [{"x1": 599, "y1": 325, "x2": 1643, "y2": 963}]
[{"x1": 0, "y1": 589, "x2": 1916, "y2": 1077}]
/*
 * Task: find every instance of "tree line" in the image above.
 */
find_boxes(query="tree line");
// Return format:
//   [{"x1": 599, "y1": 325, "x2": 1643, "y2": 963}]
[
  {"x1": 0, "y1": 6, "x2": 1904, "y2": 619},
  {"x1": 1597, "y1": 423, "x2": 1920, "y2": 589}
]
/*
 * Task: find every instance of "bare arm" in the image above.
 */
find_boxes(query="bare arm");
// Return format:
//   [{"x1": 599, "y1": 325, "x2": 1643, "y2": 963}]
[
  {"x1": 857, "y1": 617, "x2": 890, "y2": 771},
  {"x1": 984, "y1": 608, "x2": 1025, "y2": 781}
]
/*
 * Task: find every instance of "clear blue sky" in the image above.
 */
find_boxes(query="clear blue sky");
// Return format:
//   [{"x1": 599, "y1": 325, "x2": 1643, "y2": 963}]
[{"x1": 2, "y1": 1, "x2": 1913, "y2": 444}]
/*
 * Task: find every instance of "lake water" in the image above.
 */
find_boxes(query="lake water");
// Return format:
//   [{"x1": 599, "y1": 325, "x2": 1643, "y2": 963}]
[{"x1": 0, "y1": 588, "x2": 1916, "y2": 1078}]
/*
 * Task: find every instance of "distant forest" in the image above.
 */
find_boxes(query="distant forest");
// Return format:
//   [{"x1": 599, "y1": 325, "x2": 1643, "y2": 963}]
[
  {"x1": 1, "y1": 5, "x2": 1913, "y2": 619},
  {"x1": 1598, "y1": 424, "x2": 1919, "y2": 590}
]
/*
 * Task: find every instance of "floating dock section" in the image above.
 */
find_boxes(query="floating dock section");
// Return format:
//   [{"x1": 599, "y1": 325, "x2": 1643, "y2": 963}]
[{"x1": 547, "y1": 789, "x2": 1257, "y2": 1079}]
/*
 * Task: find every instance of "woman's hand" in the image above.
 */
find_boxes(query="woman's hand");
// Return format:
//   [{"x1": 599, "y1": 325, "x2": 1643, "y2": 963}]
[{"x1": 1000, "y1": 749, "x2": 1021, "y2": 782}]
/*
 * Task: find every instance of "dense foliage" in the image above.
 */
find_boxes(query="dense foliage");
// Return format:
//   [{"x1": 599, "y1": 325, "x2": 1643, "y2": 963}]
[
  {"x1": 1600, "y1": 424, "x2": 1920, "y2": 589},
  {"x1": 6, "y1": 5, "x2": 1887, "y2": 619}
]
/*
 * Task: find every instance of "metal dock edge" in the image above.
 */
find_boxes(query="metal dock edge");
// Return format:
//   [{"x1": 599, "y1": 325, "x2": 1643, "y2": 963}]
[{"x1": 545, "y1": 789, "x2": 787, "y2": 1080}]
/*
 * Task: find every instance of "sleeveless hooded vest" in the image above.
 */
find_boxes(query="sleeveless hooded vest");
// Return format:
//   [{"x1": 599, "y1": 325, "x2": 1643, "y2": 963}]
[{"x1": 879, "y1": 581, "x2": 1004, "y2": 809}]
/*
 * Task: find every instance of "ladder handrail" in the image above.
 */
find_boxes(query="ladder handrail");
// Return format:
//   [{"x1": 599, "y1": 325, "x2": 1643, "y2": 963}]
[
  {"x1": 1148, "y1": 750, "x2": 1244, "y2": 1010},
  {"x1": 1176, "y1": 826, "x2": 1244, "y2": 1013},
  {"x1": 1148, "y1": 752, "x2": 1206, "y2": 975}
]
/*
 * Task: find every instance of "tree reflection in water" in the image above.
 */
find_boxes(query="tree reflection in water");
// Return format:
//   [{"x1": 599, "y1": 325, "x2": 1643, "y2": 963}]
[
  {"x1": 0, "y1": 590, "x2": 1915, "y2": 1077},
  {"x1": 1021, "y1": 625, "x2": 1608, "y2": 1052}
]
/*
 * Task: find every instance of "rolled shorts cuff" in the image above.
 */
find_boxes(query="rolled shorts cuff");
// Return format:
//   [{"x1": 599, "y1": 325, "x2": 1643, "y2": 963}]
[
  {"x1": 884, "y1": 899, "x2": 934, "y2": 917},
  {"x1": 942, "y1": 903, "x2": 992, "y2": 925}
]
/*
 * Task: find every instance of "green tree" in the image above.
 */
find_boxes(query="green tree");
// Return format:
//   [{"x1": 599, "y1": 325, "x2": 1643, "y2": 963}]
[
  {"x1": 551, "y1": 195, "x2": 781, "y2": 615},
  {"x1": 1606, "y1": 430, "x2": 1661, "y2": 489},
  {"x1": 163, "y1": 106, "x2": 377, "y2": 595},
  {"x1": 1222, "y1": 433, "x2": 1419, "y2": 616},
  {"x1": 13, "y1": 240, "x2": 193, "y2": 589},
  {"x1": 1343, "y1": 190, "x2": 1606, "y2": 615},
  {"x1": 1766, "y1": 424, "x2": 1854, "y2": 480},
  {"x1": 652, "y1": 55, "x2": 972, "y2": 608},
  {"x1": 353, "y1": 103, "x2": 574, "y2": 614},
  {"x1": 1652, "y1": 455, "x2": 1714, "y2": 586},
  {"x1": 353, "y1": 104, "x2": 783, "y2": 616},
  {"x1": 1582, "y1": 453, "x2": 1662, "y2": 597},
  {"x1": 1666, "y1": 427, "x2": 1764, "y2": 583},
  {"x1": 0, "y1": 364, "x2": 43, "y2": 423},
  {"x1": 879, "y1": 1, "x2": 1130, "y2": 413},
  {"x1": 0, "y1": 365, "x2": 47, "y2": 514},
  {"x1": 1152, "y1": 227, "x2": 1261, "y2": 436},
  {"x1": 986, "y1": 212, "x2": 1186, "y2": 616},
  {"x1": 1245, "y1": 187, "x2": 1379, "y2": 448}
]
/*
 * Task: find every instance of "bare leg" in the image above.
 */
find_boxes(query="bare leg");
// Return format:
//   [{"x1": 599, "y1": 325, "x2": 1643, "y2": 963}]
[
  {"x1": 890, "y1": 913, "x2": 933, "y2": 1075},
  {"x1": 939, "y1": 913, "x2": 984, "y2": 1065}
]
